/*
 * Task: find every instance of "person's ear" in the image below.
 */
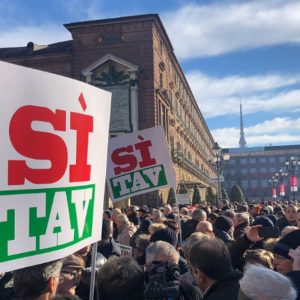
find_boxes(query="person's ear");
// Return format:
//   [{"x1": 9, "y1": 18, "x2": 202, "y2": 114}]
[
  {"x1": 192, "y1": 267, "x2": 205, "y2": 283},
  {"x1": 48, "y1": 276, "x2": 58, "y2": 294}
]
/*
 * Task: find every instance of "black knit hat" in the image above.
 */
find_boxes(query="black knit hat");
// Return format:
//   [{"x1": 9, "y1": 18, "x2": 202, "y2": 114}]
[
  {"x1": 149, "y1": 228, "x2": 178, "y2": 247},
  {"x1": 253, "y1": 216, "x2": 274, "y2": 227},
  {"x1": 214, "y1": 216, "x2": 233, "y2": 232},
  {"x1": 274, "y1": 229, "x2": 300, "y2": 259}
]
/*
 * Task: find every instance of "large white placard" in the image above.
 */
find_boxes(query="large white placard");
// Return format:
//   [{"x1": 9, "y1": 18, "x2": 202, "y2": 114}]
[{"x1": 0, "y1": 61, "x2": 111, "y2": 272}]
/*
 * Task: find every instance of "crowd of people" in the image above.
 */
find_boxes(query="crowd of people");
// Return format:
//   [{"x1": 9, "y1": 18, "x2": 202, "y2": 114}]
[{"x1": 1, "y1": 199, "x2": 300, "y2": 299}]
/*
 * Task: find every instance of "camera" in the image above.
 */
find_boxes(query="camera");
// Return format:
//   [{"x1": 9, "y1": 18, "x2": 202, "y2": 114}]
[{"x1": 144, "y1": 261, "x2": 181, "y2": 300}]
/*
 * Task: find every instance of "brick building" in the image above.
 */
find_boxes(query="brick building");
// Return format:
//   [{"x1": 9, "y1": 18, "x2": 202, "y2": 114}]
[{"x1": 0, "y1": 14, "x2": 217, "y2": 206}]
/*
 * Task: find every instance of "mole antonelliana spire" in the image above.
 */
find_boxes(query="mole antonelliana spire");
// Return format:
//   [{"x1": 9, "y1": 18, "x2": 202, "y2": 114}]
[{"x1": 239, "y1": 102, "x2": 246, "y2": 148}]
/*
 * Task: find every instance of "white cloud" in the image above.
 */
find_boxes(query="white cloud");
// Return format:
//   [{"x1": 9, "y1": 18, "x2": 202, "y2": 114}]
[
  {"x1": 186, "y1": 71, "x2": 300, "y2": 118},
  {"x1": 212, "y1": 117, "x2": 300, "y2": 148},
  {"x1": 163, "y1": 0, "x2": 300, "y2": 58},
  {"x1": 0, "y1": 25, "x2": 71, "y2": 47}
]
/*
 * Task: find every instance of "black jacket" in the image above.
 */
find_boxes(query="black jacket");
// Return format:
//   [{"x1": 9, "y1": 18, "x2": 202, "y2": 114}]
[
  {"x1": 128, "y1": 213, "x2": 139, "y2": 226},
  {"x1": 288, "y1": 271, "x2": 300, "y2": 300},
  {"x1": 182, "y1": 219, "x2": 198, "y2": 240},
  {"x1": 203, "y1": 271, "x2": 242, "y2": 300}
]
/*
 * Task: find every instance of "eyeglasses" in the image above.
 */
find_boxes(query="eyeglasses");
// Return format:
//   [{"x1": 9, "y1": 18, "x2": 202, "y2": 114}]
[{"x1": 60, "y1": 269, "x2": 82, "y2": 280}]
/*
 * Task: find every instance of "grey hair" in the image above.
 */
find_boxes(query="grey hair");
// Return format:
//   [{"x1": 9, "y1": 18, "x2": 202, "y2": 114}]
[
  {"x1": 152, "y1": 209, "x2": 163, "y2": 218},
  {"x1": 117, "y1": 213, "x2": 130, "y2": 225},
  {"x1": 239, "y1": 264, "x2": 297, "y2": 300},
  {"x1": 146, "y1": 241, "x2": 179, "y2": 266},
  {"x1": 14, "y1": 260, "x2": 62, "y2": 299},
  {"x1": 192, "y1": 209, "x2": 207, "y2": 222},
  {"x1": 235, "y1": 212, "x2": 249, "y2": 224}
]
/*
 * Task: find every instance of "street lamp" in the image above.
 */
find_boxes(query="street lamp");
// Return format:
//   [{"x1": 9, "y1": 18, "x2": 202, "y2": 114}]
[
  {"x1": 274, "y1": 169, "x2": 288, "y2": 200},
  {"x1": 269, "y1": 176, "x2": 279, "y2": 199},
  {"x1": 285, "y1": 156, "x2": 300, "y2": 201},
  {"x1": 211, "y1": 142, "x2": 230, "y2": 206}
]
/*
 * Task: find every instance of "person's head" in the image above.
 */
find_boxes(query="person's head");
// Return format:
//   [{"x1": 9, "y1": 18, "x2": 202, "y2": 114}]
[
  {"x1": 180, "y1": 207, "x2": 189, "y2": 216},
  {"x1": 145, "y1": 241, "x2": 179, "y2": 269},
  {"x1": 133, "y1": 234, "x2": 150, "y2": 260},
  {"x1": 285, "y1": 205, "x2": 297, "y2": 224},
  {"x1": 273, "y1": 229, "x2": 300, "y2": 275},
  {"x1": 137, "y1": 207, "x2": 149, "y2": 218},
  {"x1": 102, "y1": 218, "x2": 113, "y2": 240},
  {"x1": 97, "y1": 256, "x2": 144, "y2": 300},
  {"x1": 57, "y1": 254, "x2": 85, "y2": 296},
  {"x1": 184, "y1": 232, "x2": 210, "y2": 262},
  {"x1": 126, "y1": 205, "x2": 137, "y2": 216},
  {"x1": 103, "y1": 210, "x2": 112, "y2": 221},
  {"x1": 207, "y1": 212, "x2": 218, "y2": 225},
  {"x1": 238, "y1": 264, "x2": 297, "y2": 300},
  {"x1": 233, "y1": 212, "x2": 249, "y2": 227},
  {"x1": 192, "y1": 209, "x2": 207, "y2": 222},
  {"x1": 251, "y1": 205, "x2": 261, "y2": 217},
  {"x1": 111, "y1": 208, "x2": 122, "y2": 223},
  {"x1": 222, "y1": 209, "x2": 235, "y2": 219},
  {"x1": 189, "y1": 239, "x2": 232, "y2": 291},
  {"x1": 148, "y1": 223, "x2": 166, "y2": 235},
  {"x1": 238, "y1": 203, "x2": 249, "y2": 213},
  {"x1": 151, "y1": 209, "x2": 164, "y2": 223},
  {"x1": 163, "y1": 219, "x2": 179, "y2": 233},
  {"x1": 281, "y1": 226, "x2": 298, "y2": 238},
  {"x1": 149, "y1": 227, "x2": 178, "y2": 247},
  {"x1": 243, "y1": 249, "x2": 274, "y2": 269},
  {"x1": 219, "y1": 200, "x2": 229, "y2": 210},
  {"x1": 214, "y1": 216, "x2": 234, "y2": 235},
  {"x1": 116, "y1": 214, "x2": 130, "y2": 230},
  {"x1": 13, "y1": 259, "x2": 62, "y2": 300},
  {"x1": 163, "y1": 205, "x2": 172, "y2": 215},
  {"x1": 196, "y1": 221, "x2": 214, "y2": 237}
]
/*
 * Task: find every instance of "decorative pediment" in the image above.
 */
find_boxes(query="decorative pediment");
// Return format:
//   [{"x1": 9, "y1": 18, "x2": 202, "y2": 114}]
[
  {"x1": 82, "y1": 53, "x2": 138, "y2": 76},
  {"x1": 81, "y1": 53, "x2": 139, "y2": 87}
]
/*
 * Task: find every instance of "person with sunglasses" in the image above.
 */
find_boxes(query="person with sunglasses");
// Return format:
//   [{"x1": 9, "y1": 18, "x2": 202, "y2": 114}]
[{"x1": 56, "y1": 254, "x2": 85, "y2": 298}]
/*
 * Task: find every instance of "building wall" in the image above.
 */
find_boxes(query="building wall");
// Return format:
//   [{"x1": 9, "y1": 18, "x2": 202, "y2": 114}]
[{"x1": 223, "y1": 145, "x2": 300, "y2": 202}]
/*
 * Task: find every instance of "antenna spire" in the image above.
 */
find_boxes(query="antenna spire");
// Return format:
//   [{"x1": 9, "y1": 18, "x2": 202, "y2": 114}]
[{"x1": 239, "y1": 102, "x2": 246, "y2": 148}]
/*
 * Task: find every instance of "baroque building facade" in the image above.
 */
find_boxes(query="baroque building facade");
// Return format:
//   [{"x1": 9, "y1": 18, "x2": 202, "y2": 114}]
[{"x1": 0, "y1": 14, "x2": 217, "y2": 207}]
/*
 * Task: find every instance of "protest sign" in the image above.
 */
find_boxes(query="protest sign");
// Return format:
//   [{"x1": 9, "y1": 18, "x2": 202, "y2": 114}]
[
  {"x1": 112, "y1": 241, "x2": 133, "y2": 257},
  {"x1": 176, "y1": 194, "x2": 190, "y2": 205},
  {"x1": 107, "y1": 126, "x2": 176, "y2": 202},
  {"x1": 0, "y1": 61, "x2": 111, "y2": 272}
]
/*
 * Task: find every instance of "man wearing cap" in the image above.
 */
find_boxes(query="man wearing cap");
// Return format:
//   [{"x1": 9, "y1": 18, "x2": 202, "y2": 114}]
[{"x1": 56, "y1": 254, "x2": 85, "y2": 298}]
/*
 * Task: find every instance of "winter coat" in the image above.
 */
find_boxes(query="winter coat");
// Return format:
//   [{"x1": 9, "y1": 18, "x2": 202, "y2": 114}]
[
  {"x1": 203, "y1": 271, "x2": 242, "y2": 300},
  {"x1": 288, "y1": 271, "x2": 300, "y2": 300}
]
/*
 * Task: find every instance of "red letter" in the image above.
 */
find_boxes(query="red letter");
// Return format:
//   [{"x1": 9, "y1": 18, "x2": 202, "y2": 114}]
[
  {"x1": 8, "y1": 105, "x2": 67, "y2": 185},
  {"x1": 135, "y1": 140, "x2": 156, "y2": 168},
  {"x1": 111, "y1": 145, "x2": 137, "y2": 175},
  {"x1": 69, "y1": 112, "x2": 93, "y2": 182}
]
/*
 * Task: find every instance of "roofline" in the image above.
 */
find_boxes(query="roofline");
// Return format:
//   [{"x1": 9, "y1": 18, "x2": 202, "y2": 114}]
[{"x1": 64, "y1": 14, "x2": 173, "y2": 51}]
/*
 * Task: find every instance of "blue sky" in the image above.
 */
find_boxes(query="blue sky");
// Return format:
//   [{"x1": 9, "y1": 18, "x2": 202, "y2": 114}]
[{"x1": 1, "y1": 0, "x2": 300, "y2": 148}]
